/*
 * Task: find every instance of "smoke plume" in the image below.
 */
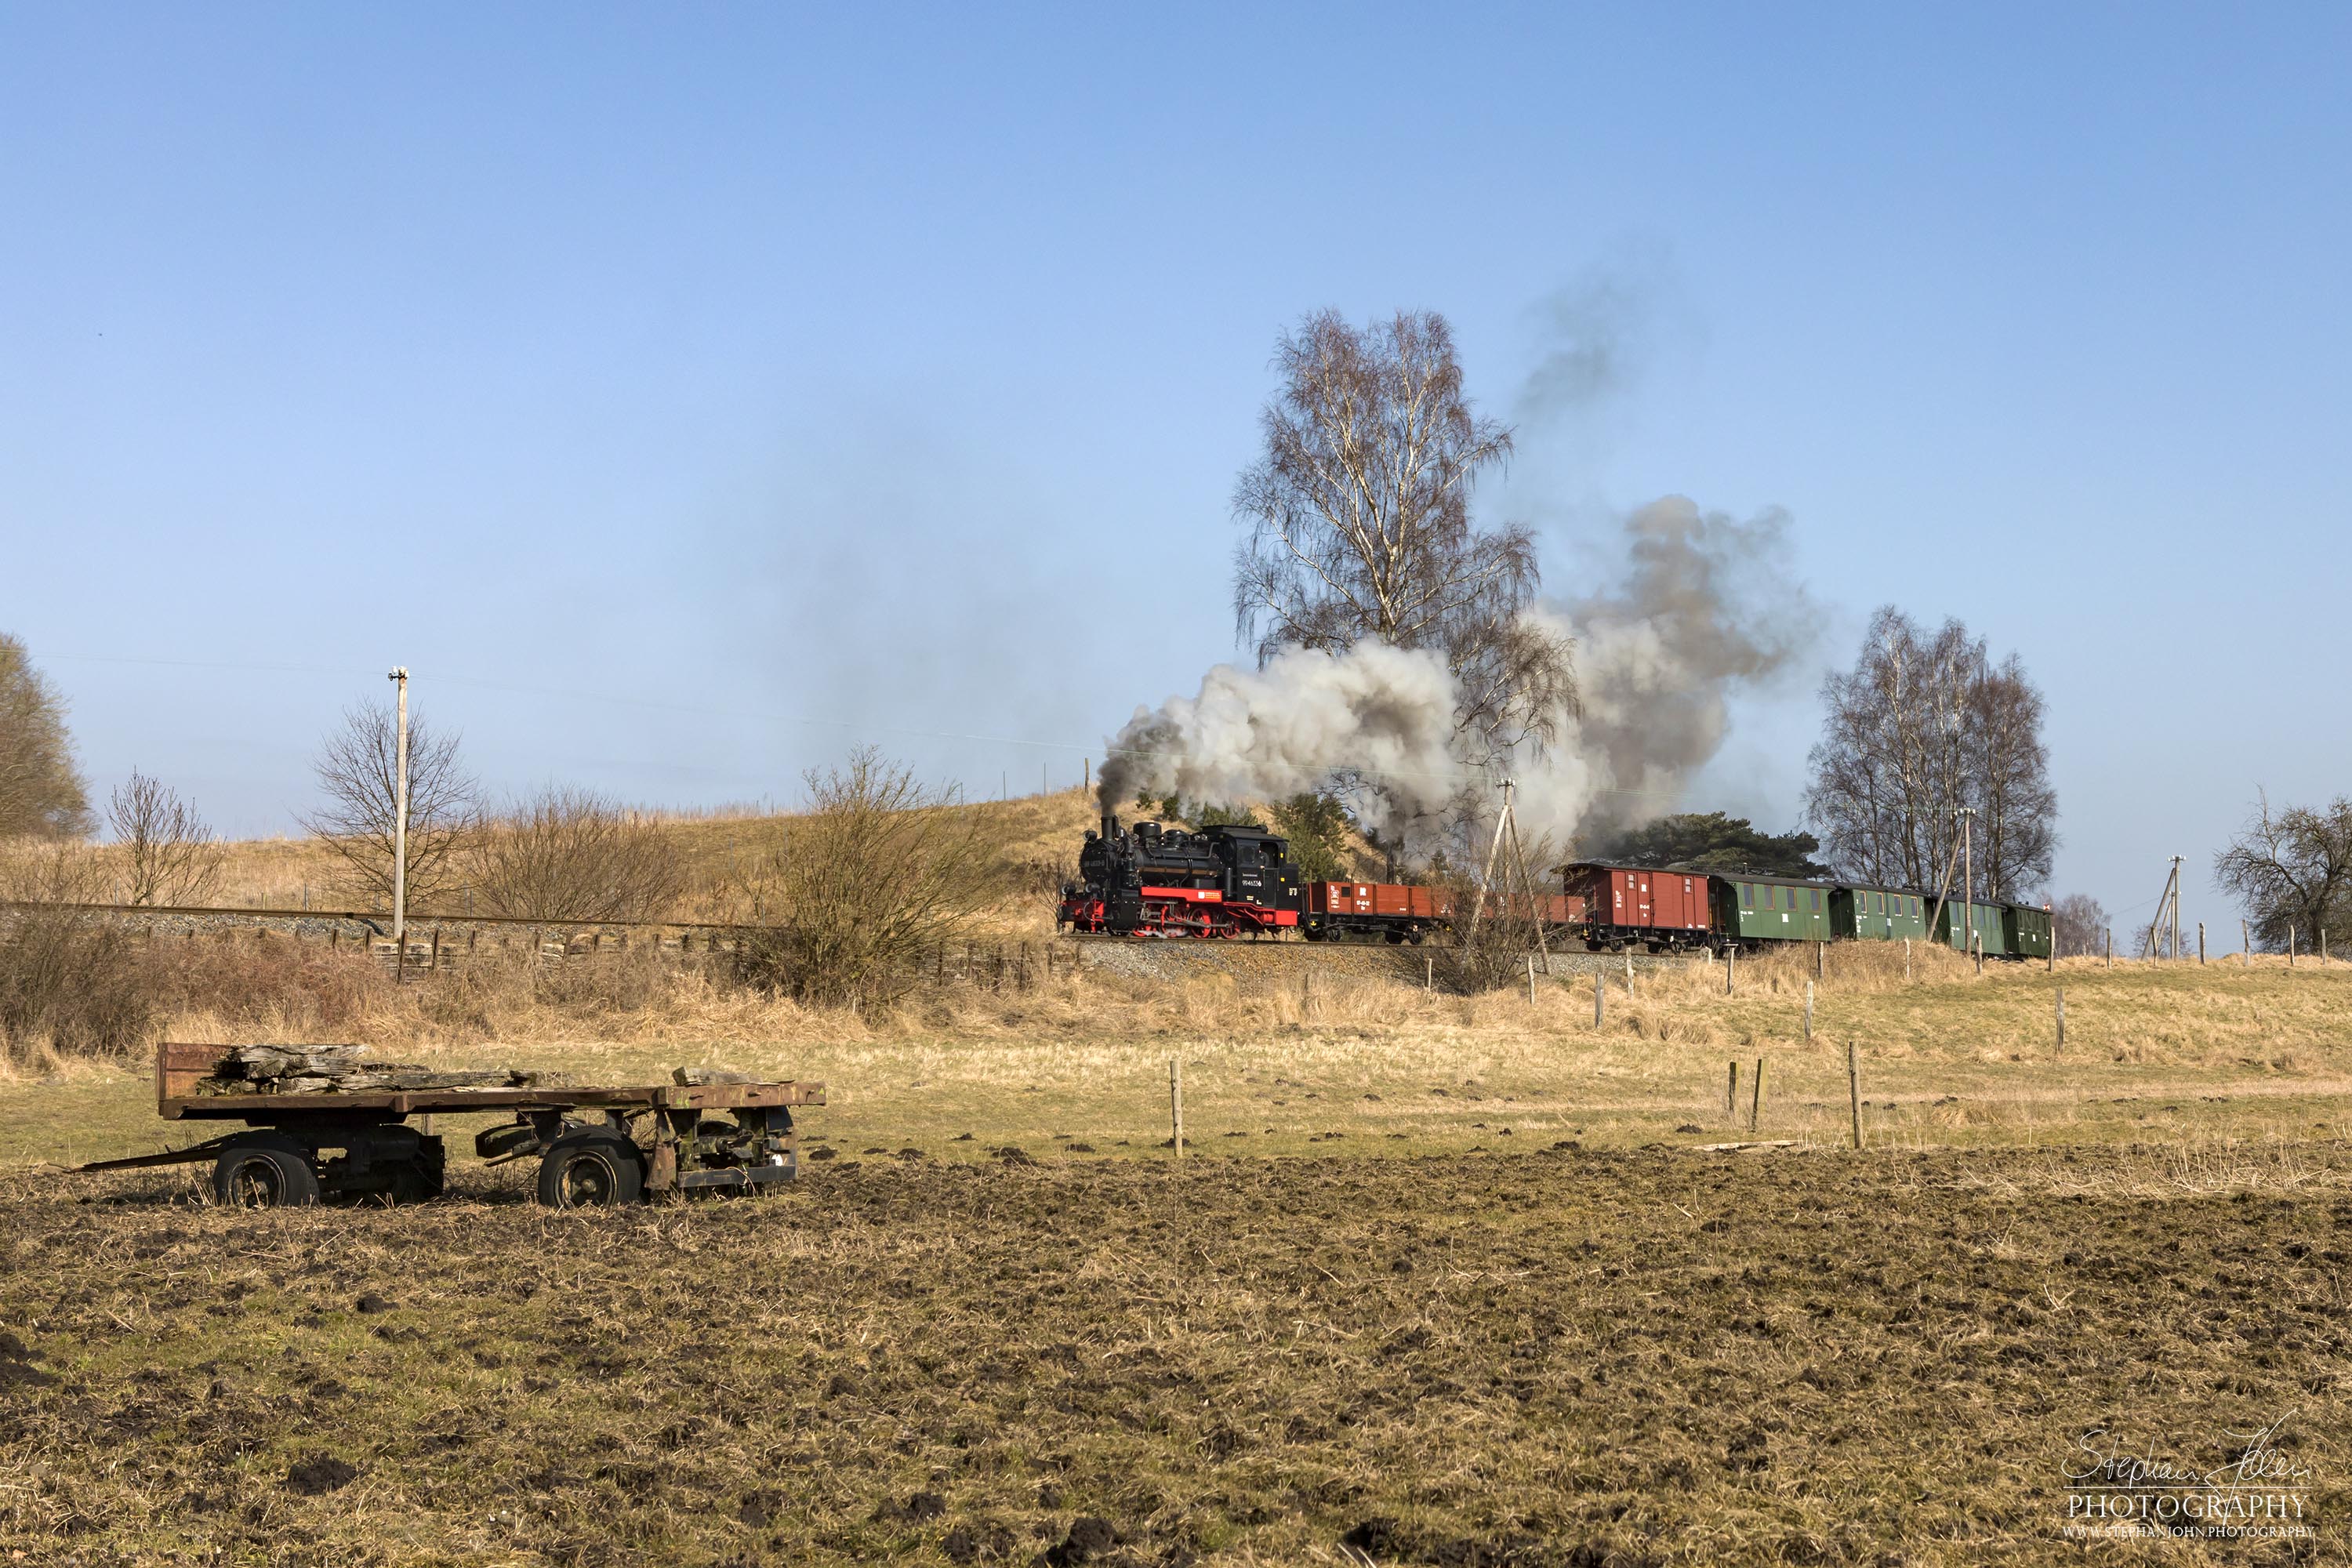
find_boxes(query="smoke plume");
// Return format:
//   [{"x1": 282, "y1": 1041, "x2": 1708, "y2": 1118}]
[
  {"x1": 1096, "y1": 642, "x2": 1460, "y2": 839},
  {"x1": 1512, "y1": 497, "x2": 1813, "y2": 844},
  {"x1": 1100, "y1": 496, "x2": 1813, "y2": 854}
]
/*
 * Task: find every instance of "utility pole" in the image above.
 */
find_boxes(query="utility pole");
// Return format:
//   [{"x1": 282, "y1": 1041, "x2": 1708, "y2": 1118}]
[
  {"x1": 1956, "y1": 807, "x2": 1977, "y2": 956},
  {"x1": 2147, "y1": 859, "x2": 2180, "y2": 962},
  {"x1": 389, "y1": 666, "x2": 410, "y2": 975},
  {"x1": 1501, "y1": 780, "x2": 1553, "y2": 974},
  {"x1": 2170, "y1": 855, "x2": 2183, "y2": 962}
]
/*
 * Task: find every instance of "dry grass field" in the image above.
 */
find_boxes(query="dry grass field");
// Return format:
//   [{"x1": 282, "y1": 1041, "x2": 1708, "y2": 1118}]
[
  {"x1": 9, "y1": 819, "x2": 2351, "y2": 1564},
  {"x1": 146, "y1": 788, "x2": 1103, "y2": 933},
  {"x1": 2, "y1": 1143, "x2": 2346, "y2": 1565}
]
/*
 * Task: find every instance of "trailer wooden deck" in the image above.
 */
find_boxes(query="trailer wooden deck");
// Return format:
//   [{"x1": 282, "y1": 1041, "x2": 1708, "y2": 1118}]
[{"x1": 84, "y1": 1044, "x2": 826, "y2": 1210}]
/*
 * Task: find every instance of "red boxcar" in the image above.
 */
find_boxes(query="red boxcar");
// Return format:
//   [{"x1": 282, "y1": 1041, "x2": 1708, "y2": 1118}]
[{"x1": 1560, "y1": 864, "x2": 1714, "y2": 950}]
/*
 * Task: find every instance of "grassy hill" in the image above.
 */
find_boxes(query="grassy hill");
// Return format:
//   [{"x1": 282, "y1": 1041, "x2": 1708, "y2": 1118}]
[{"x1": 182, "y1": 785, "x2": 1107, "y2": 934}]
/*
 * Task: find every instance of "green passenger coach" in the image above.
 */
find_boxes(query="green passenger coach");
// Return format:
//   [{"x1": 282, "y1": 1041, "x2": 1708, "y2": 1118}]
[
  {"x1": 1934, "y1": 900, "x2": 2013, "y2": 955},
  {"x1": 1829, "y1": 885, "x2": 1927, "y2": 942},
  {"x1": 1711, "y1": 877, "x2": 1835, "y2": 945},
  {"x1": 2002, "y1": 904, "x2": 2053, "y2": 961}
]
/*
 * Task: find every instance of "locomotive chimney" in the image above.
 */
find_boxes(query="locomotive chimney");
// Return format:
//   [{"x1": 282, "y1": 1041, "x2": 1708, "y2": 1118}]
[{"x1": 1102, "y1": 809, "x2": 1118, "y2": 844}]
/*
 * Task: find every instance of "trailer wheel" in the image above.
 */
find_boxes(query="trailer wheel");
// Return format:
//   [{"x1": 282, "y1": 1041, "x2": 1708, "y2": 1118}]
[
  {"x1": 535, "y1": 1130, "x2": 644, "y2": 1209},
  {"x1": 390, "y1": 1137, "x2": 447, "y2": 1204},
  {"x1": 212, "y1": 1135, "x2": 321, "y2": 1209}
]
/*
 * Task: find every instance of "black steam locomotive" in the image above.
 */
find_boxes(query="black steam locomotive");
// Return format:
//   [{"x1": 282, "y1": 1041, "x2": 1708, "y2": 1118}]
[{"x1": 1059, "y1": 813, "x2": 1302, "y2": 938}]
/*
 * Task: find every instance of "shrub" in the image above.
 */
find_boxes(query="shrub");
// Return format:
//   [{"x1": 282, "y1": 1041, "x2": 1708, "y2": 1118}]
[
  {"x1": 0, "y1": 847, "x2": 151, "y2": 1062},
  {"x1": 734, "y1": 750, "x2": 991, "y2": 1008},
  {"x1": 474, "y1": 787, "x2": 684, "y2": 922}
]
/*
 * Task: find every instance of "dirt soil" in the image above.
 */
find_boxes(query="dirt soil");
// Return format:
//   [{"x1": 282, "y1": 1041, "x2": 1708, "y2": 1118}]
[{"x1": 3, "y1": 1144, "x2": 2347, "y2": 1566}]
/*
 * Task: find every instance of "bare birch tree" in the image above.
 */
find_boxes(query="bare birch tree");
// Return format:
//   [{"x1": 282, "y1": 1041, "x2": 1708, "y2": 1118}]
[
  {"x1": 2050, "y1": 892, "x2": 2109, "y2": 958},
  {"x1": 1232, "y1": 309, "x2": 1574, "y2": 767},
  {"x1": 0, "y1": 634, "x2": 93, "y2": 840},
  {"x1": 298, "y1": 701, "x2": 481, "y2": 909},
  {"x1": 1965, "y1": 652, "x2": 2057, "y2": 898},
  {"x1": 1806, "y1": 608, "x2": 2056, "y2": 901},
  {"x1": 107, "y1": 770, "x2": 224, "y2": 906}
]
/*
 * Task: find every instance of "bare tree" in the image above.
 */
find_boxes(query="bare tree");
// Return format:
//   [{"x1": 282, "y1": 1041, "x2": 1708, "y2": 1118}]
[
  {"x1": 0, "y1": 634, "x2": 93, "y2": 840},
  {"x1": 297, "y1": 701, "x2": 481, "y2": 909},
  {"x1": 735, "y1": 748, "x2": 991, "y2": 1008},
  {"x1": 107, "y1": 770, "x2": 224, "y2": 906},
  {"x1": 2049, "y1": 892, "x2": 2110, "y2": 958},
  {"x1": 475, "y1": 787, "x2": 684, "y2": 922},
  {"x1": 1232, "y1": 309, "x2": 1573, "y2": 769},
  {"x1": 1806, "y1": 608, "x2": 2057, "y2": 902},
  {"x1": 2213, "y1": 793, "x2": 2352, "y2": 952},
  {"x1": 1965, "y1": 653, "x2": 2057, "y2": 898}
]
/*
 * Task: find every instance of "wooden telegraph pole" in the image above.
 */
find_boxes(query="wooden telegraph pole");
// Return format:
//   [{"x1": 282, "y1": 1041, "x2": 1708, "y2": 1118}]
[
  {"x1": 2145, "y1": 859, "x2": 2181, "y2": 963},
  {"x1": 2171, "y1": 855, "x2": 2183, "y2": 961},
  {"x1": 1471, "y1": 779, "x2": 1553, "y2": 975},
  {"x1": 1958, "y1": 807, "x2": 1976, "y2": 964},
  {"x1": 388, "y1": 666, "x2": 410, "y2": 983}
]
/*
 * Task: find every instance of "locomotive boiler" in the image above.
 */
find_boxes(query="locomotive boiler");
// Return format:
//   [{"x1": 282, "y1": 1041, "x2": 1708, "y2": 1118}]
[{"x1": 1058, "y1": 813, "x2": 1301, "y2": 938}]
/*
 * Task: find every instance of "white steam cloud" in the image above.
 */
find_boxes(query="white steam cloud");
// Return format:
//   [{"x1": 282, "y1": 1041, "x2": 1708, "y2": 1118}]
[
  {"x1": 1096, "y1": 641, "x2": 1461, "y2": 840},
  {"x1": 1101, "y1": 497, "x2": 1813, "y2": 854}
]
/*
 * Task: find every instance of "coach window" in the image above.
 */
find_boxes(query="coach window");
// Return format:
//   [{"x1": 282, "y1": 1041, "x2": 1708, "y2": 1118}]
[{"x1": 1741, "y1": 884, "x2": 1753, "y2": 909}]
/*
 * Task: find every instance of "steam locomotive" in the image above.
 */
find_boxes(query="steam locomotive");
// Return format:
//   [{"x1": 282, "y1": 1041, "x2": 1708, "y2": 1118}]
[
  {"x1": 1059, "y1": 814, "x2": 1301, "y2": 938},
  {"x1": 1058, "y1": 811, "x2": 2053, "y2": 959},
  {"x1": 1056, "y1": 813, "x2": 1558, "y2": 942}
]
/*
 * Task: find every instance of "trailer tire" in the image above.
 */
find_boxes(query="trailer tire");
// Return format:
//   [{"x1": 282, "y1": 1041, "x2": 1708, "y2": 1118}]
[
  {"x1": 212, "y1": 1135, "x2": 321, "y2": 1209},
  {"x1": 536, "y1": 1130, "x2": 644, "y2": 1209},
  {"x1": 390, "y1": 1137, "x2": 446, "y2": 1204}
]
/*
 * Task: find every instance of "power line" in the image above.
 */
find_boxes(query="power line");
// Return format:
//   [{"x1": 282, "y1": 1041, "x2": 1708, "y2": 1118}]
[{"x1": 36, "y1": 649, "x2": 1707, "y2": 804}]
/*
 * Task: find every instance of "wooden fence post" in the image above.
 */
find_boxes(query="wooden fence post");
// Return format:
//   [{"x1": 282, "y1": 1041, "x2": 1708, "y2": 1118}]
[
  {"x1": 1726, "y1": 947, "x2": 1736, "y2": 994},
  {"x1": 1593, "y1": 976, "x2": 1604, "y2": 1029},
  {"x1": 1904, "y1": 937, "x2": 1911, "y2": 983},
  {"x1": 1804, "y1": 980, "x2": 1814, "y2": 1045},
  {"x1": 2056, "y1": 987, "x2": 2065, "y2": 1055},
  {"x1": 429, "y1": 928, "x2": 441, "y2": 973},
  {"x1": 2243, "y1": 918, "x2": 2250, "y2": 966},
  {"x1": 1814, "y1": 940, "x2": 1824, "y2": 979},
  {"x1": 1526, "y1": 955, "x2": 1536, "y2": 1005},
  {"x1": 1425, "y1": 956, "x2": 1433, "y2": 993},
  {"x1": 2106, "y1": 928, "x2": 2113, "y2": 969},
  {"x1": 1748, "y1": 1058, "x2": 1763, "y2": 1133},
  {"x1": 2288, "y1": 927, "x2": 2296, "y2": 967},
  {"x1": 1846, "y1": 1040, "x2": 1864, "y2": 1151},
  {"x1": 1170, "y1": 1058, "x2": 1184, "y2": 1162},
  {"x1": 2198, "y1": 923, "x2": 2205, "y2": 965},
  {"x1": 1726, "y1": 1060, "x2": 1738, "y2": 1117}
]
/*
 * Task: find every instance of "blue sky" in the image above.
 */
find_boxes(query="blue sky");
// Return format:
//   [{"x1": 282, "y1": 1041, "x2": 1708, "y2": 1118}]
[{"x1": 3, "y1": 5, "x2": 2345, "y2": 931}]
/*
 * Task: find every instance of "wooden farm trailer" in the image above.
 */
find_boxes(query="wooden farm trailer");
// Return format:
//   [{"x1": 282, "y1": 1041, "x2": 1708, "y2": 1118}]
[{"x1": 81, "y1": 1043, "x2": 826, "y2": 1210}]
